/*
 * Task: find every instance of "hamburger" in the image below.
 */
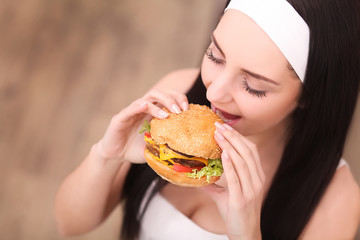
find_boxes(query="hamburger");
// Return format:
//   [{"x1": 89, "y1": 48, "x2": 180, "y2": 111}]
[{"x1": 140, "y1": 104, "x2": 223, "y2": 187}]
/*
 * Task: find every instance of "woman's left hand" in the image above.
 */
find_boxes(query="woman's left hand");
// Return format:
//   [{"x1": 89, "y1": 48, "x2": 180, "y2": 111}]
[{"x1": 201, "y1": 122, "x2": 266, "y2": 240}]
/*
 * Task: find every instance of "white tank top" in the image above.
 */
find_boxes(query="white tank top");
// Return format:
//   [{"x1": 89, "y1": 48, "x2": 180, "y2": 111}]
[
  {"x1": 138, "y1": 179, "x2": 228, "y2": 240},
  {"x1": 138, "y1": 159, "x2": 348, "y2": 240}
]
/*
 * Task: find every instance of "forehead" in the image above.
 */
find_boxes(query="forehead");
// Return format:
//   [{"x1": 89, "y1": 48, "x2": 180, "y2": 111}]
[{"x1": 214, "y1": 10, "x2": 289, "y2": 78}]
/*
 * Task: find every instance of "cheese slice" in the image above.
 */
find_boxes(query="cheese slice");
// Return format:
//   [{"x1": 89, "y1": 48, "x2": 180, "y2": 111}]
[{"x1": 145, "y1": 135, "x2": 209, "y2": 167}]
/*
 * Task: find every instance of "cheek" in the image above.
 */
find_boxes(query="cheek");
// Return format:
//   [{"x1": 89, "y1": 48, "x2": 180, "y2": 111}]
[
  {"x1": 256, "y1": 98, "x2": 295, "y2": 116},
  {"x1": 235, "y1": 93, "x2": 299, "y2": 133}
]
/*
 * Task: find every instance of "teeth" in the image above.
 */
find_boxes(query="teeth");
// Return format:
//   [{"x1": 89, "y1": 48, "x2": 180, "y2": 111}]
[
  {"x1": 212, "y1": 104, "x2": 240, "y2": 124},
  {"x1": 211, "y1": 104, "x2": 216, "y2": 112},
  {"x1": 216, "y1": 109, "x2": 232, "y2": 123}
]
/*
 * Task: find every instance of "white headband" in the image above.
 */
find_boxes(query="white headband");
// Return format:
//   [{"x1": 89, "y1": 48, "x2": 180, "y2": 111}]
[{"x1": 225, "y1": 0, "x2": 310, "y2": 82}]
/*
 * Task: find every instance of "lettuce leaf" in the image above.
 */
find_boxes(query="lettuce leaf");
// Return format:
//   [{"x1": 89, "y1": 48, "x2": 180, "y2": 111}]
[
  {"x1": 139, "y1": 120, "x2": 151, "y2": 133},
  {"x1": 186, "y1": 158, "x2": 223, "y2": 183}
]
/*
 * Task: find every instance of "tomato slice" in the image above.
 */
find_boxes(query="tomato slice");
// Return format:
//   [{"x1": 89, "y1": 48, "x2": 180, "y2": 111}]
[
  {"x1": 173, "y1": 164, "x2": 203, "y2": 173},
  {"x1": 145, "y1": 132, "x2": 151, "y2": 138}
]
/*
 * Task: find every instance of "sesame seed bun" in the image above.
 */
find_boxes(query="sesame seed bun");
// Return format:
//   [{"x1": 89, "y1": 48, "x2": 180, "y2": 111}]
[{"x1": 150, "y1": 104, "x2": 223, "y2": 159}]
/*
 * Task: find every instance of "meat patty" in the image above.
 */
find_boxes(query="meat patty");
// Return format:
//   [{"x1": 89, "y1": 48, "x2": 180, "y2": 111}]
[
  {"x1": 167, "y1": 145, "x2": 194, "y2": 158},
  {"x1": 146, "y1": 143, "x2": 160, "y2": 158},
  {"x1": 172, "y1": 158, "x2": 206, "y2": 168}
]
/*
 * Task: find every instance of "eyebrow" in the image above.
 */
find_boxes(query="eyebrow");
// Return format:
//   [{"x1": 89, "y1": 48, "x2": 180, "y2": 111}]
[{"x1": 242, "y1": 69, "x2": 280, "y2": 85}]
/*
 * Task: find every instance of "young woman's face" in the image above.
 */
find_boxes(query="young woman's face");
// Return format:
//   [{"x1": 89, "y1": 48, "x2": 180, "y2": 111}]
[{"x1": 201, "y1": 10, "x2": 302, "y2": 138}]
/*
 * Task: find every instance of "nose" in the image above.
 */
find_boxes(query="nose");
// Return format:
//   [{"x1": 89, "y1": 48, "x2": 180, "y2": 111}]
[{"x1": 206, "y1": 71, "x2": 233, "y2": 103}]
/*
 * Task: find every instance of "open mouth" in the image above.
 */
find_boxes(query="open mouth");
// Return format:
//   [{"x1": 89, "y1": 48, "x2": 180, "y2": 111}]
[{"x1": 211, "y1": 104, "x2": 241, "y2": 126}]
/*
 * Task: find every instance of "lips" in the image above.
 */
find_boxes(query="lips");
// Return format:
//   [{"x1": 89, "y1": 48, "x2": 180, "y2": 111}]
[{"x1": 211, "y1": 104, "x2": 241, "y2": 125}]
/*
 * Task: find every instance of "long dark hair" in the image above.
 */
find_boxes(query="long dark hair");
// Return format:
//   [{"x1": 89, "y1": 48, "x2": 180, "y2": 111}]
[
  {"x1": 261, "y1": 0, "x2": 360, "y2": 238},
  {"x1": 121, "y1": 0, "x2": 360, "y2": 239}
]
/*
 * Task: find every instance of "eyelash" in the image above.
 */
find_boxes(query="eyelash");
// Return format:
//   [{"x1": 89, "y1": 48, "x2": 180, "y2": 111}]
[
  {"x1": 205, "y1": 48, "x2": 267, "y2": 98},
  {"x1": 205, "y1": 48, "x2": 224, "y2": 65},
  {"x1": 241, "y1": 80, "x2": 267, "y2": 98}
]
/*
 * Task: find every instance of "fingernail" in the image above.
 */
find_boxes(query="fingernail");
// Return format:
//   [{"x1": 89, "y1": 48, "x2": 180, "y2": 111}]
[
  {"x1": 172, "y1": 104, "x2": 181, "y2": 114},
  {"x1": 158, "y1": 110, "x2": 169, "y2": 118},
  {"x1": 215, "y1": 130, "x2": 225, "y2": 141},
  {"x1": 215, "y1": 121, "x2": 226, "y2": 130},
  {"x1": 222, "y1": 150, "x2": 228, "y2": 160},
  {"x1": 223, "y1": 123, "x2": 233, "y2": 131},
  {"x1": 182, "y1": 102, "x2": 189, "y2": 111},
  {"x1": 140, "y1": 101, "x2": 147, "y2": 107}
]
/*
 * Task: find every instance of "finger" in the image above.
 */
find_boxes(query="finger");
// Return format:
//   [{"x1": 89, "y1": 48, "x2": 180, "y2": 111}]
[
  {"x1": 112, "y1": 99, "x2": 168, "y2": 131},
  {"x1": 219, "y1": 149, "x2": 243, "y2": 199},
  {"x1": 145, "y1": 89, "x2": 182, "y2": 114},
  {"x1": 216, "y1": 123, "x2": 265, "y2": 185},
  {"x1": 226, "y1": 145, "x2": 256, "y2": 201},
  {"x1": 225, "y1": 124, "x2": 265, "y2": 183},
  {"x1": 111, "y1": 99, "x2": 148, "y2": 127},
  {"x1": 98, "y1": 100, "x2": 148, "y2": 157},
  {"x1": 168, "y1": 90, "x2": 189, "y2": 111},
  {"x1": 215, "y1": 132, "x2": 254, "y2": 198},
  {"x1": 223, "y1": 124, "x2": 265, "y2": 183},
  {"x1": 144, "y1": 101, "x2": 171, "y2": 119}
]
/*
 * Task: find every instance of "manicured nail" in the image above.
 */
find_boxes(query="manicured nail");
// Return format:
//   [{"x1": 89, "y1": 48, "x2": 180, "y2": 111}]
[
  {"x1": 182, "y1": 102, "x2": 189, "y2": 111},
  {"x1": 172, "y1": 104, "x2": 182, "y2": 114},
  {"x1": 223, "y1": 123, "x2": 233, "y2": 131},
  {"x1": 215, "y1": 130, "x2": 225, "y2": 141},
  {"x1": 215, "y1": 121, "x2": 226, "y2": 130},
  {"x1": 222, "y1": 150, "x2": 228, "y2": 160},
  {"x1": 159, "y1": 110, "x2": 169, "y2": 118}
]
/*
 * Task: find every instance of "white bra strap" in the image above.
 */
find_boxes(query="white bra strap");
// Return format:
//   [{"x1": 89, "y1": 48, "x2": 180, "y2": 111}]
[{"x1": 337, "y1": 158, "x2": 349, "y2": 169}]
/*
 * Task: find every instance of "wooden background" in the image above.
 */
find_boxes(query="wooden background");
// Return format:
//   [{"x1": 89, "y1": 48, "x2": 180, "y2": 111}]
[{"x1": 0, "y1": 0, "x2": 358, "y2": 239}]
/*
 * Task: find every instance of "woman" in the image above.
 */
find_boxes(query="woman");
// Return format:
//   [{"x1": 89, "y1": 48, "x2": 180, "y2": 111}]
[{"x1": 55, "y1": 0, "x2": 360, "y2": 239}]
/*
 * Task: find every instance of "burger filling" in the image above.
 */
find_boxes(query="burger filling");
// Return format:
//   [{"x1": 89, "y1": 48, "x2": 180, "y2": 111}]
[
  {"x1": 172, "y1": 158, "x2": 205, "y2": 168},
  {"x1": 144, "y1": 134, "x2": 208, "y2": 169},
  {"x1": 140, "y1": 120, "x2": 223, "y2": 182},
  {"x1": 143, "y1": 132, "x2": 223, "y2": 182},
  {"x1": 145, "y1": 142, "x2": 160, "y2": 158}
]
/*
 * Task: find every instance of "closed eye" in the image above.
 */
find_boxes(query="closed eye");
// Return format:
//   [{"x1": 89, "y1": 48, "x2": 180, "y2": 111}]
[
  {"x1": 241, "y1": 79, "x2": 267, "y2": 98},
  {"x1": 205, "y1": 48, "x2": 225, "y2": 65}
]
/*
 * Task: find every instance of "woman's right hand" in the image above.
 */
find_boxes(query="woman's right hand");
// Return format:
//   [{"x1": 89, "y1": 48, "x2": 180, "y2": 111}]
[{"x1": 95, "y1": 89, "x2": 189, "y2": 163}]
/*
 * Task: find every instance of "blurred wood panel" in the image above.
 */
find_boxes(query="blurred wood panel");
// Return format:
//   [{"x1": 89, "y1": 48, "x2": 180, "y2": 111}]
[{"x1": 0, "y1": 0, "x2": 226, "y2": 239}]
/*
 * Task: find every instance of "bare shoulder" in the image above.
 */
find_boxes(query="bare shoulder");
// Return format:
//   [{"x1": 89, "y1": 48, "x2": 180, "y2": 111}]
[
  {"x1": 301, "y1": 166, "x2": 360, "y2": 239},
  {"x1": 151, "y1": 68, "x2": 200, "y2": 94}
]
